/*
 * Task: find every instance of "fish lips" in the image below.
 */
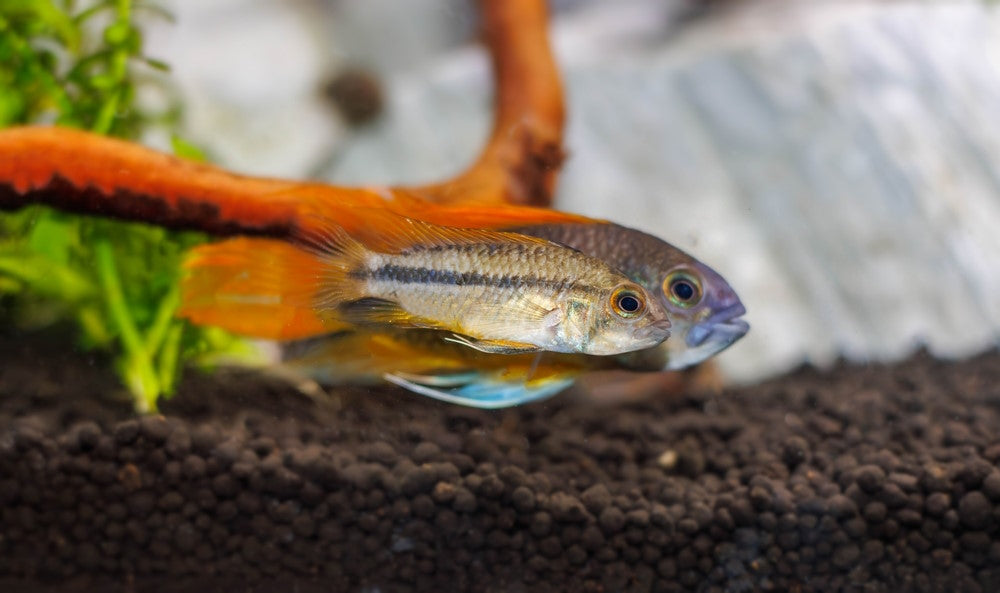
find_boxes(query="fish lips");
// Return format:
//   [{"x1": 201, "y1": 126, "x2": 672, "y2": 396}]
[
  {"x1": 685, "y1": 303, "x2": 749, "y2": 349},
  {"x1": 638, "y1": 318, "x2": 673, "y2": 343}
]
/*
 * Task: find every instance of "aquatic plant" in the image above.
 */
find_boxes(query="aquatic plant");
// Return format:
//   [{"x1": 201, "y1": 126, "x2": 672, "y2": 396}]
[{"x1": 0, "y1": 0, "x2": 250, "y2": 412}]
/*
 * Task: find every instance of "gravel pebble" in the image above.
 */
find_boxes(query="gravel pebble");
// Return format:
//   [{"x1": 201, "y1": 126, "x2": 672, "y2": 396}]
[{"x1": 959, "y1": 492, "x2": 992, "y2": 528}]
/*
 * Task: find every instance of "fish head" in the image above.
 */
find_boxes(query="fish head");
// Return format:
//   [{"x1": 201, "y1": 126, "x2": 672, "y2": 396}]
[
  {"x1": 504, "y1": 221, "x2": 748, "y2": 366},
  {"x1": 570, "y1": 282, "x2": 672, "y2": 356},
  {"x1": 651, "y1": 260, "x2": 749, "y2": 370}
]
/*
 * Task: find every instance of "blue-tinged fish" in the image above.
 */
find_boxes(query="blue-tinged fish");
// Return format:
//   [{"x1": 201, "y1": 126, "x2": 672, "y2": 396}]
[{"x1": 508, "y1": 222, "x2": 748, "y2": 371}]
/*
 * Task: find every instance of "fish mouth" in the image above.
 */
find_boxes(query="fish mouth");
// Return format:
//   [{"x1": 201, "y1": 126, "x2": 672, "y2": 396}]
[
  {"x1": 638, "y1": 319, "x2": 673, "y2": 342},
  {"x1": 684, "y1": 303, "x2": 749, "y2": 349}
]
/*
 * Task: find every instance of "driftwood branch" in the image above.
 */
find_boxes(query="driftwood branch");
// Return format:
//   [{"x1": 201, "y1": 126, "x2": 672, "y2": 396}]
[{"x1": 0, "y1": 0, "x2": 565, "y2": 235}]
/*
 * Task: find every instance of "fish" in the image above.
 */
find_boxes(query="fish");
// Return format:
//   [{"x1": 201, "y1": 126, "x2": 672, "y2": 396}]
[
  {"x1": 276, "y1": 220, "x2": 748, "y2": 407},
  {"x1": 181, "y1": 209, "x2": 673, "y2": 356},
  {"x1": 507, "y1": 222, "x2": 748, "y2": 371},
  {"x1": 278, "y1": 330, "x2": 608, "y2": 408}
]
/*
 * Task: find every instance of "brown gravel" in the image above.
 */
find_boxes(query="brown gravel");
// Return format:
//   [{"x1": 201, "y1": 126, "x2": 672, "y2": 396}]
[{"x1": 2, "y1": 330, "x2": 1000, "y2": 593}]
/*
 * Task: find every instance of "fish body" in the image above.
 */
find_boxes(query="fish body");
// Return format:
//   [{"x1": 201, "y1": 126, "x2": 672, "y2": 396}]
[{"x1": 305, "y1": 213, "x2": 672, "y2": 356}]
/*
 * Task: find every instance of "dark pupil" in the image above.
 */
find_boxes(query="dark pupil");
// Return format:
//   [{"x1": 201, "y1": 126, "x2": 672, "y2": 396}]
[
  {"x1": 618, "y1": 294, "x2": 640, "y2": 313},
  {"x1": 672, "y1": 280, "x2": 695, "y2": 301}
]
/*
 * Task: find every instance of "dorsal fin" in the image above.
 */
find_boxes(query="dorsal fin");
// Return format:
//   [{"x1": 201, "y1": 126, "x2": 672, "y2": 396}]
[{"x1": 295, "y1": 208, "x2": 560, "y2": 255}]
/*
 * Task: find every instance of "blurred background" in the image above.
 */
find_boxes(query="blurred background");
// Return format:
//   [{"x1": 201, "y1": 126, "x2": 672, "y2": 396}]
[{"x1": 140, "y1": 0, "x2": 1000, "y2": 383}]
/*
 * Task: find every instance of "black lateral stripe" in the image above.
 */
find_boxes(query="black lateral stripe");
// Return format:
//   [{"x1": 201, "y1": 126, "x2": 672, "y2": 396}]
[{"x1": 368, "y1": 264, "x2": 602, "y2": 295}]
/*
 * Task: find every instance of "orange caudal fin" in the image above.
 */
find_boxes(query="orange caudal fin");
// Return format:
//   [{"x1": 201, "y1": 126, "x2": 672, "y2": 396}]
[{"x1": 179, "y1": 238, "x2": 353, "y2": 340}]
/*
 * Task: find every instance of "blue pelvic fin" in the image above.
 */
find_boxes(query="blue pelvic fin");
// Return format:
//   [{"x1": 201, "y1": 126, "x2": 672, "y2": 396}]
[
  {"x1": 383, "y1": 372, "x2": 574, "y2": 409},
  {"x1": 390, "y1": 370, "x2": 483, "y2": 388}
]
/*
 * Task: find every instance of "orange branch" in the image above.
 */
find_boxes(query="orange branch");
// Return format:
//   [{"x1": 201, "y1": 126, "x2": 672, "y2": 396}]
[
  {"x1": 408, "y1": 0, "x2": 565, "y2": 206},
  {"x1": 0, "y1": 126, "x2": 390, "y2": 236},
  {"x1": 0, "y1": 0, "x2": 567, "y2": 234},
  {"x1": 0, "y1": 126, "x2": 587, "y2": 239}
]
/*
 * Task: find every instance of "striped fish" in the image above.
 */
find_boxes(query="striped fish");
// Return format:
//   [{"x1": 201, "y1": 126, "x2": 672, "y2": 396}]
[{"x1": 182, "y1": 210, "x2": 672, "y2": 356}]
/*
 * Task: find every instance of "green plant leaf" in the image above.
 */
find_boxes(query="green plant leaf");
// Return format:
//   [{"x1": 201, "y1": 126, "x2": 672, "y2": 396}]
[
  {"x1": 0, "y1": 0, "x2": 80, "y2": 50},
  {"x1": 0, "y1": 0, "x2": 254, "y2": 413},
  {"x1": 170, "y1": 134, "x2": 207, "y2": 162},
  {"x1": 26, "y1": 213, "x2": 74, "y2": 262}
]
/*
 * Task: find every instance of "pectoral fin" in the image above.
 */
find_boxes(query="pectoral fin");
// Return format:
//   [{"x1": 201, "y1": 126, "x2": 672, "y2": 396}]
[
  {"x1": 453, "y1": 298, "x2": 561, "y2": 341},
  {"x1": 337, "y1": 297, "x2": 449, "y2": 331}
]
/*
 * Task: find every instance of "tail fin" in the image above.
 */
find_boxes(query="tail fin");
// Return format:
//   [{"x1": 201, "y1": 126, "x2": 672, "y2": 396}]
[{"x1": 179, "y1": 237, "x2": 364, "y2": 340}]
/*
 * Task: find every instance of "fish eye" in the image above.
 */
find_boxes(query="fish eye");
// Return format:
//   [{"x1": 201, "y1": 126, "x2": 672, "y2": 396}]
[
  {"x1": 611, "y1": 286, "x2": 645, "y2": 318},
  {"x1": 664, "y1": 271, "x2": 703, "y2": 308}
]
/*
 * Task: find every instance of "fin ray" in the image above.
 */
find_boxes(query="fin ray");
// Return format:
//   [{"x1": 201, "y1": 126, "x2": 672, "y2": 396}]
[{"x1": 444, "y1": 334, "x2": 542, "y2": 354}]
